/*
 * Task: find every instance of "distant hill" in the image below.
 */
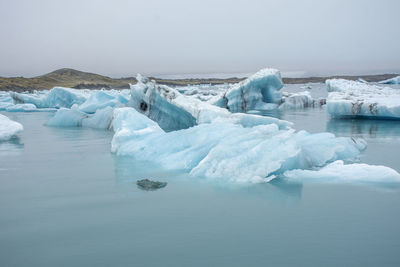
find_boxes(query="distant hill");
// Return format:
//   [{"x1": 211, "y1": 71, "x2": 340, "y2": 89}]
[
  {"x1": 0, "y1": 68, "x2": 137, "y2": 92},
  {"x1": 0, "y1": 68, "x2": 398, "y2": 92}
]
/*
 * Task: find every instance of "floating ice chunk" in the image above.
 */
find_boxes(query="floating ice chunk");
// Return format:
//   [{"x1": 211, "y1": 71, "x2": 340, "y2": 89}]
[
  {"x1": 129, "y1": 75, "x2": 197, "y2": 131},
  {"x1": 46, "y1": 107, "x2": 87, "y2": 127},
  {"x1": 178, "y1": 84, "x2": 229, "y2": 105},
  {"x1": 0, "y1": 114, "x2": 23, "y2": 141},
  {"x1": 79, "y1": 91, "x2": 128, "y2": 113},
  {"x1": 0, "y1": 102, "x2": 14, "y2": 110},
  {"x1": 46, "y1": 106, "x2": 113, "y2": 129},
  {"x1": 129, "y1": 74, "x2": 291, "y2": 131},
  {"x1": 357, "y1": 78, "x2": 368, "y2": 83},
  {"x1": 0, "y1": 93, "x2": 13, "y2": 103},
  {"x1": 81, "y1": 106, "x2": 114, "y2": 129},
  {"x1": 378, "y1": 76, "x2": 400, "y2": 85},
  {"x1": 326, "y1": 79, "x2": 400, "y2": 119},
  {"x1": 223, "y1": 68, "x2": 283, "y2": 112},
  {"x1": 283, "y1": 160, "x2": 400, "y2": 184},
  {"x1": 279, "y1": 91, "x2": 325, "y2": 109},
  {"x1": 111, "y1": 107, "x2": 365, "y2": 183},
  {"x1": 11, "y1": 87, "x2": 88, "y2": 108},
  {"x1": 5, "y1": 104, "x2": 37, "y2": 112}
]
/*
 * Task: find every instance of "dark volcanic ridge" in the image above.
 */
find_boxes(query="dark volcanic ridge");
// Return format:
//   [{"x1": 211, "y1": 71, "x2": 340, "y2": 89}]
[{"x1": 0, "y1": 68, "x2": 398, "y2": 92}]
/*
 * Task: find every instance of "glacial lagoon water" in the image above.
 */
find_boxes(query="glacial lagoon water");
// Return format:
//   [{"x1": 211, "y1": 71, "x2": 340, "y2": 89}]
[{"x1": 1, "y1": 103, "x2": 400, "y2": 266}]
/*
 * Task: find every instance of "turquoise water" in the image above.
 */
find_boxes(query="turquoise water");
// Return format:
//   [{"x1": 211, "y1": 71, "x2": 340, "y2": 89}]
[{"x1": 1, "y1": 111, "x2": 400, "y2": 266}]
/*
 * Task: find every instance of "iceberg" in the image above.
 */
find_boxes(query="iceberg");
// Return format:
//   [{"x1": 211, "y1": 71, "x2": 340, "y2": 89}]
[
  {"x1": 129, "y1": 74, "x2": 291, "y2": 131},
  {"x1": 0, "y1": 114, "x2": 23, "y2": 141},
  {"x1": 326, "y1": 79, "x2": 400, "y2": 119},
  {"x1": 0, "y1": 102, "x2": 14, "y2": 110},
  {"x1": 279, "y1": 91, "x2": 325, "y2": 109},
  {"x1": 111, "y1": 107, "x2": 365, "y2": 183},
  {"x1": 79, "y1": 91, "x2": 128, "y2": 113},
  {"x1": 5, "y1": 103, "x2": 37, "y2": 112},
  {"x1": 11, "y1": 87, "x2": 88, "y2": 108},
  {"x1": 179, "y1": 84, "x2": 228, "y2": 105},
  {"x1": 175, "y1": 69, "x2": 283, "y2": 112},
  {"x1": 46, "y1": 106, "x2": 113, "y2": 129},
  {"x1": 378, "y1": 76, "x2": 400, "y2": 85},
  {"x1": 283, "y1": 160, "x2": 400, "y2": 184},
  {"x1": 0, "y1": 93, "x2": 15, "y2": 110},
  {"x1": 81, "y1": 106, "x2": 114, "y2": 129},
  {"x1": 223, "y1": 68, "x2": 283, "y2": 112}
]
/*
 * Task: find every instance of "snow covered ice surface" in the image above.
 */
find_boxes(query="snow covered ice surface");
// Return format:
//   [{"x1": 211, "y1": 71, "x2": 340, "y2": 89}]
[
  {"x1": 326, "y1": 79, "x2": 400, "y2": 119},
  {"x1": 0, "y1": 113, "x2": 23, "y2": 141}
]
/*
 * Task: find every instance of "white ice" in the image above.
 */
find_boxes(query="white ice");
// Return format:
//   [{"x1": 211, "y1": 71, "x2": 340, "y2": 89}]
[
  {"x1": 283, "y1": 160, "x2": 400, "y2": 184},
  {"x1": 0, "y1": 114, "x2": 23, "y2": 141},
  {"x1": 326, "y1": 79, "x2": 400, "y2": 119}
]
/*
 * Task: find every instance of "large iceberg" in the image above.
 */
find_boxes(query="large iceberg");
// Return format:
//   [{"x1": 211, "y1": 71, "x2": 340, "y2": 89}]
[
  {"x1": 11, "y1": 87, "x2": 88, "y2": 108},
  {"x1": 175, "y1": 69, "x2": 283, "y2": 112},
  {"x1": 223, "y1": 68, "x2": 283, "y2": 112},
  {"x1": 378, "y1": 76, "x2": 400, "y2": 85},
  {"x1": 326, "y1": 79, "x2": 400, "y2": 119},
  {"x1": 0, "y1": 114, "x2": 23, "y2": 141},
  {"x1": 283, "y1": 160, "x2": 400, "y2": 184},
  {"x1": 111, "y1": 107, "x2": 366, "y2": 183},
  {"x1": 129, "y1": 74, "x2": 291, "y2": 131}
]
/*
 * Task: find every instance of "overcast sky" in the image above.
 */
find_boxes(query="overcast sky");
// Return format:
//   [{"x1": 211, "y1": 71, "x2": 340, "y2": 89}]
[{"x1": 0, "y1": 0, "x2": 399, "y2": 78}]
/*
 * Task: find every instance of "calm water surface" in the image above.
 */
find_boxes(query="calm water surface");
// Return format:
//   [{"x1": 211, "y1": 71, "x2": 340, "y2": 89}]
[{"x1": 1, "y1": 109, "x2": 400, "y2": 267}]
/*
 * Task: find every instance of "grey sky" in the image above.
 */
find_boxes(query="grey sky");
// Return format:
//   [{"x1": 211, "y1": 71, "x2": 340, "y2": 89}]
[{"x1": 0, "y1": 0, "x2": 399, "y2": 78}]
